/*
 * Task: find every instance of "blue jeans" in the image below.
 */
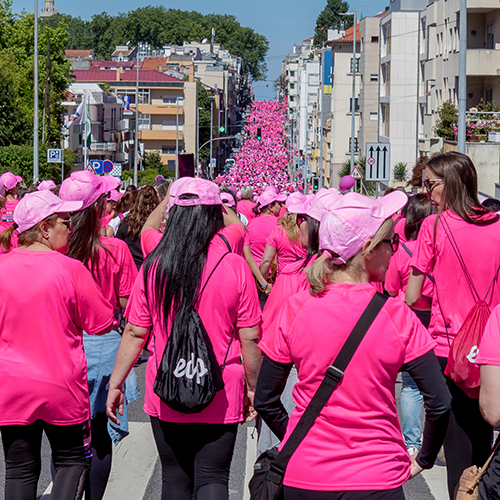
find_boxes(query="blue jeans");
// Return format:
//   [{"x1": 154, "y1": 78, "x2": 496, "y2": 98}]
[{"x1": 401, "y1": 371, "x2": 423, "y2": 450}]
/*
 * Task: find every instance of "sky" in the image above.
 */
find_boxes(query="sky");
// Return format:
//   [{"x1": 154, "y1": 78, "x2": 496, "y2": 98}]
[{"x1": 12, "y1": 0, "x2": 390, "y2": 101}]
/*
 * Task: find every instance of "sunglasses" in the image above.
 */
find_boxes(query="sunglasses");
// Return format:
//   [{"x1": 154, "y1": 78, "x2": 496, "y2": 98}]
[
  {"x1": 296, "y1": 215, "x2": 307, "y2": 226},
  {"x1": 57, "y1": 218, "x2": 72, "y2": 230},
  {"x1": 422, "y1": 178, "x2": 443, "y2": 192},
  {"x1": 381, "y1": 233, "x2": 400, "y2": 252}
]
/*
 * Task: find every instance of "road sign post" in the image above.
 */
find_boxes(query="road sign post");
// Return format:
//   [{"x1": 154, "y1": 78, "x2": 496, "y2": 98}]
[{"x1": 365, "y1": 143, "x2": 391, "y2": 186}]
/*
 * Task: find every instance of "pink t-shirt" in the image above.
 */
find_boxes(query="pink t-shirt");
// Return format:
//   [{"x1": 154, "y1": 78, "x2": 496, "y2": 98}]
[
  {"x1": 0, "y1": 249, "x2": 113, "y2": 425},
  {"x1": 101, "y1": 213, "x2": 113, "y2": 229},
  {"x1": 259, "y1": 283, "x2": 436, "y2": 491},
  {"x1": 385, "y1": 239, "x2": 433, "y2": 300},
  {"x1": 140, "y1": 224, "x2": 246, "y2": 259},
  {"x1": 0, "y1": 199, "x2": 20, "y2": 230},
  {"x1": 262, "y1": 256, "x2": 314, "y2": 334},
  {"x1": 411, "y1": 211, "x2": 500, "y2": 358},
  {"x1": 265, "y1": 225, "x2": 306, "y2": 276},
  {"x1": 394, "y1": 216, "x2": 407, "y2": 243},
  {"x1": 245, "y1": 214, "x2": 278, "y2": 265},
  {"x1": 92, "y1": 237, "x2": 138, "y2": 327},
  {"x1": 237, "y1": 199, "x2": 256, "y2": 221},
  {"x1": 477, "y1": 303, "x2": 500, "y2": 366},
  {"x1": 125, "y1": 240, "x2": 262, "y2": 424}
]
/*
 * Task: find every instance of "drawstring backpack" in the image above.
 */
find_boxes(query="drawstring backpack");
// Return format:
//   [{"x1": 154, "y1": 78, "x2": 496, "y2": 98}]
[{"x1": 439, "y1": 216, "x2": 500, "y2": 398}]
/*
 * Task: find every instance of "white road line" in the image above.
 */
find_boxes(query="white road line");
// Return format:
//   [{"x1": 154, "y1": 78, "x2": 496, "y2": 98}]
[
  {"x1": 103, "y1": 421, "x2": 157, "y2": 500},
  {"x1": 422, "y1": 464, "x2": 448, "y2": 500},
  {"x1": 244, "y1": 426, "x2": 258, "y2": 500}
]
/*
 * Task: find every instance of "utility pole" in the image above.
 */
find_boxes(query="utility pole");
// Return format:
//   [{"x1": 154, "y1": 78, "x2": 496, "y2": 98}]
[
  {"x1": 42, "y1": 38, "x2": 51, "y2": 143},
  {"x1": 134, "y1": 45, "x2": 139, "y2": 186},
  {"x1": 210, "y1": 99, "x2": 213, "y2": 177},
  {"x1": 318, "y1": 49, "x2": 324, "y2": 189},
  {"x1": 457, "y1": 0, "x2": 466, "y2": 153},
  {"x1": 33, "y1": 0, "x2": 39, "y2": 182},
  {"x1": 175, "y1": 97, "x2": 179, "y2": 180}
]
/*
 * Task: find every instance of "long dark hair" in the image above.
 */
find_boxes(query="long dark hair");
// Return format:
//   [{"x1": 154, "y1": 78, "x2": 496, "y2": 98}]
[
  {"x1": 427, "y1": 152, "x2": 498, "y2": 226},
  {"x1": 68, "y1": 194, "x2": 112, "y2": 280},
  {"x1": 144, "y1": 196, "x2": 224, "y2": 332},
  {"x1": 302, "y1": 215, "x2": 320, "y2": 268},
  {"x1": 404, "y1": 194, "x2": 433, "y2": 241}
]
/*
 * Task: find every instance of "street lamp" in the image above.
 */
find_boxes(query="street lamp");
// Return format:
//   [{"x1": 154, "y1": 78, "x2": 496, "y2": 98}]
[
  {"x1": 196, "y1": 106, "x2": 203, "y2": 176},
  {"x1": 175, "y1": 96, "x2": 183, "y2": 180},
  {"x1": 340, "y1": 11, "x2": 357, "y2": 185},
  {"x1": 33, "y1": 0, "x2": 39, "y2": 181}
]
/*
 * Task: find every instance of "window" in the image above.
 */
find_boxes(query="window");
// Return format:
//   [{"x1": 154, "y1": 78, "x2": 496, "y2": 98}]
[
  {"x1": 381, "y1": 103, "x2": 390, "y2": 137},
  {"x1": 162, "y1": 146, "x2": 176, "y2": 155},
  {"x1": 349, "y1": 98, "x2": 360, "y2": 113},
  {"x1": 162, "y1": 96, "x2": 183, "y2": 105},
  {"x1": 290, "y1": 83, "x2": 295, "y2": 89},
  {"x1": 487, "y1": 24, "x2": 495, "y2": 50},
  {"x1": 349, "y1": 57, "x2": 360, "y2": 73},
  {"x1": 138, "y1": 112, "x2": 150, "y2": 130},
  {"x1": 370, "y1": 74, "x2": 379, "y2": 82},
  {"x1": 370, "y1": 112, "x2": 378, "y2": 121},
  {"x1": 290, "y1": 70, "x2": 295, "y2": 77},
  {"x1": 289, "y1": 96, "x2": 294, "y2": 102},
  {"x1": 486, "y1": 88, "x2": 493, "y2": 103},
  {"x1": 348, "y1": 137, "x2": 360, "y2": 153},
  {"x1": 371, "y1": 36, "x2": 379, "y2": 43},
  {"x1": 308, "y1": 93, "x2": 317, "y2": 105},
  {"x1": 308, "y1": 74, "x2": 319, "y2": 86}
]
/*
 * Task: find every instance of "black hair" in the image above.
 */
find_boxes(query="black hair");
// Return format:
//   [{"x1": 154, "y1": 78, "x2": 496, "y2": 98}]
[
  {"x1": 144, "y1": 195, "x2": 224, "y2": 333},
  {"x1": 404, "y1": 194, "x2": 433, "y2": 241},
  {"x1": 301, "y1": 215, "x2": 320, "y2": 268},
  {"x1": 482, "y1": 198, "x2": 500, "y2": 213}
]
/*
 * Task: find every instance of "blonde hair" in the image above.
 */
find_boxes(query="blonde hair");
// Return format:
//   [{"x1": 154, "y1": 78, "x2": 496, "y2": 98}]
[
  {"x1": 0, "y1": 214, "x2": 57, "y2": 252},
  {"x1": 307, "y1": 218, "x2": 395, "y2": 295},
  {"x1": 278, "y1": 213, "x2": 299, "y2": 242}
]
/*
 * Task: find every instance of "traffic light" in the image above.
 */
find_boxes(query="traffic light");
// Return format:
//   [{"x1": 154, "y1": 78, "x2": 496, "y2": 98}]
[
  {"x1": 312, "y1": 176, "x2": 319, "y2": 191},
  {"x1": 219, "y1": 126, "x2": 225, "y2": 133},
  {"x1": 256, "y1": 127, "x2": 262, "y2": 140}
]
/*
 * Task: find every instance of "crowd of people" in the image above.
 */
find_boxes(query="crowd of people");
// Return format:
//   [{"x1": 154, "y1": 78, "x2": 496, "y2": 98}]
[{"x1": 1, "y1": 150, "x2": 500, "y2": 500}]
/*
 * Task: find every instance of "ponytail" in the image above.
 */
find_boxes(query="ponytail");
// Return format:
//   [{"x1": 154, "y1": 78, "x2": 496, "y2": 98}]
[{"x1": 0, "y1": 225, "x2": 16, "y2": 252}]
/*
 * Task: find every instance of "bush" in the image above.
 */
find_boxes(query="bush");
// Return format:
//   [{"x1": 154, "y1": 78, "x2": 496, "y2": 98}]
[
  {"x1": 393, "y1": 162, "x2": 408, "y2": 182},
  {"x1": 434, "y1": 101, "x2": 458, "y2": 140}
]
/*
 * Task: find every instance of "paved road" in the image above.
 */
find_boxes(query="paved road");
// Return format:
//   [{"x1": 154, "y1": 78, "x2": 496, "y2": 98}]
[{"x1": 0, "y1": 360, "x2": 448, "y2": 500}]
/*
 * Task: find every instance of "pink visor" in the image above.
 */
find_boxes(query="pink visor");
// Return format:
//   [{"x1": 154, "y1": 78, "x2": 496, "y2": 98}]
[
  {"x1": 319, "y1": 190, "x2": 408, "y2": 264},
  {"x1": 220, "y1": 192, "x2": 236, "y2": 207},
  {"x1": 59, "y1": 171, "x2": 121, "y2": 210},
  {"x1": 167, "y1": 178, "x2": 222, "y2": 213},
  {"x1": 38, "y1": 180, "x2": 57, "y2": 191},
  {"x1": 1, "y1": 172, "x2": 22, "y2": 191},
  {"x1": 14, "y1": 190, "x2": 83, "y2": 233}
]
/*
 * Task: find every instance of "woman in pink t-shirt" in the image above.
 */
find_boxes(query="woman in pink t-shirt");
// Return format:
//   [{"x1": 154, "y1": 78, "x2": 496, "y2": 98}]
[
  {"x1": 406, "y1": 152, "x2": 500, "y2": 498},
  {"x1": 0, "y1": 171, "x2": 22, "y2": 229},
  {"x1": 106, "y1": 178, "x2": 262, "y2": 500},
  {"x1": 255, "y1": 191, "x2": 450, "y2": 499},
  {"x1": 60, "y1": 171, "x2": 140, "y2": 500},
  {"x1": 0, "y1": 190, "x2": 114, "y2": 500}
]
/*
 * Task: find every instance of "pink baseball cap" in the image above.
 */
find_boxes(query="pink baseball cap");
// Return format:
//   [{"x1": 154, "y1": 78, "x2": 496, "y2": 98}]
[
  {"x1": 285, "y1": 192, "x2": 310, "y2": 214},
  {"x1": 305, "y1": 188, "x2": 341, "y2": 222},
  {"x1": 167, "y1": 178, "x2": 222, "y2": 212},
  {"x1": 108, "y1": 190, "x2": 122, "y2": 202},
  {"x1": 13, "y1": 190, "x2": 83, "y2": 233},
  {"x1": 255, "y1": 186, "x2": 285, "y2": 208},
  {"x1": 1, "y1": 172, "x2": 22, "y2": 191},
  {"x1": 220, "y1": 192, "x2": 236, "y2": 207},
  {"x1": 319, "y1": 191, "x2": 408, "y2": 265},
  {"x1": 59, "y1": 171, "x2": 120, "y2": 209},
  {"x1": 38, "y1": 180, "x2": 57, "y2": 191}
]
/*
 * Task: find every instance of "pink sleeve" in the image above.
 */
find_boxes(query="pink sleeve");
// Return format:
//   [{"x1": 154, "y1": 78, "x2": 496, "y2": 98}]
[
  {"x1": 265, "y1": 226, "x2": 279, "y2": 249},
  {"x1": 384, "y1": 252, "x2": 401, "y2": 294},
  {"x1": 410, "y1": 216, "x2": 436, "y2": 274},
  {"x1": 235, "y1": 260, "x2": 262, "y2": 329},
  {"x1": 73, "y1": 262, "x2": 114, "y2": 334},
  {"x1": 477, "y1": 304, "x2": 500, "y2": 365},
  {"x1": 259, "y1": 299, "x2": 294, "y2": 364},
  {"x1": 141, "y1": 228, "x2": 162, "y2": 258},
  {"x1": 124, "y1": 269, "x2": 153, "y2": 328},
  {"x1": 114, "y1": 240, "x2": 138, "y2": 298}
]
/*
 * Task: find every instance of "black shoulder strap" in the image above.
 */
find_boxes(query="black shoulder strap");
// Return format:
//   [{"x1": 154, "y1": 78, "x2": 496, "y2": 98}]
[
  {"x1": 218, "y1": 233, "x2": 232, "y2": 252},
  {"x1": 197, "y1": 252, "x2": 229, "y2": 301},
  {"x1": 267, "y1": 292, "x2": 389, "y2": 484},
  {"x1": 402, "y1": 242, "x2": 435, "y2": 284}
]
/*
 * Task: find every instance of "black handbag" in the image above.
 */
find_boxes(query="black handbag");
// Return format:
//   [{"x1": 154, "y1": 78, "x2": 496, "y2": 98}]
[
  {"x1": 249, "y1": 292, "x2": 389, "y2": 500},
  {"x1": 153, "y1": 251, "x2": 233, "y2": 414}
]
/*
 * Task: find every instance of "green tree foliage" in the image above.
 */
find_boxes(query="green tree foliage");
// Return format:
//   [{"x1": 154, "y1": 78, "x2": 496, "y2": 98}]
[
  {"x1": 313, "y1": 0, "x2": 351, "y2": 48},
  {"x1": 46, "y1": 7, "x2": 269, "y2": 81},
  {"x1": 434, "y1": 100, "x2": 458, "y2": 141},
  {"x1": 0, "y1": 144, "x2": 75, "y2": 184},
  {"x1": 143, "y1": 150, "x2": 163, "y2": 171},
  {"x1": 393, "y1": 162, "x2": 408, "y2": 182}
]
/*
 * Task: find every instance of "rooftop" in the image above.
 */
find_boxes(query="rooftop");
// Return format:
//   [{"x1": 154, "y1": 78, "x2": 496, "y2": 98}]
[{"x1": 71, "y1": 69, "x2": 183, "y2": 83}]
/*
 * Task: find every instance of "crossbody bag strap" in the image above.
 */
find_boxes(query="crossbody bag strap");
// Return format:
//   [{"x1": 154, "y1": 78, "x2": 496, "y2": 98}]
[
  {"x1": 267, "y1": 292, "x2": 389, "y2": 484},
  {"x1": 402, "y1": 243, "x2": 435, "y2": 285}
]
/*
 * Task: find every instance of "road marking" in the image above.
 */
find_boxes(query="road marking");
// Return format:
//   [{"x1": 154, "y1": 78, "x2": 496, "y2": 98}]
[{"x1": 244, "y1": 426, "x2": 257, "y2": 500}]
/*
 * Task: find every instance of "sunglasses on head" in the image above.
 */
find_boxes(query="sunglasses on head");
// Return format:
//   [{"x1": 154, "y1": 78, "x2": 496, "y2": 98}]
[{"x1": 381, "y1": 233, "x2": 400, "y2": 252}]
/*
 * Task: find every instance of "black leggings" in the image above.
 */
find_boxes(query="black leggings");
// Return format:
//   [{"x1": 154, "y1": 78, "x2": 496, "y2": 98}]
[
  {"x1": 150, "y1": 418, "x2": 238, "y2": 500},
  {"x1": 1, "y1": 419, "x2": 91, "y2": 500},
  {"x1": 437, "y1": 357, "x2": 493, "y2": 499},
  {"x1": 283, "y1": 486, "x2": 405, "y2": 499}
]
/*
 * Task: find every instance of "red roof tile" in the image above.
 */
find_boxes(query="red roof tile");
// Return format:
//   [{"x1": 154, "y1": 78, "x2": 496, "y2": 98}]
[
  {"x1": 65, "y1": 50, "x2": 92, "y2": 58},
  {"x1": 71, "y1": 69, "x2": 183, "y2": 83}
]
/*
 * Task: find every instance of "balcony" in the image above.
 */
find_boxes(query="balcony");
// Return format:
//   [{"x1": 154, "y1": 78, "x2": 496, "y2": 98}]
[
  {"x1": 140, "y1": 129, "x2": 184, "y2": 141},
  {"x1": 116, "y1": 152, "x2": 129, "y2": 162},
  {"x1": 90, "y1": 142, "x2": 116, "y2": 152},
  {"x1": 467, "y1": 49, "x2": 500, "y2": 76},
  {"x1": 137, "y1": 104, "x2": 184, "y2": 115}
]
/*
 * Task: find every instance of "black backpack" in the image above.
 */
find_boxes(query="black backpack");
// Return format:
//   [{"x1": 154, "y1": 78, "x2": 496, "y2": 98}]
[{"x1": 153, "y1": 250, "x2": 233, "y2": 414}]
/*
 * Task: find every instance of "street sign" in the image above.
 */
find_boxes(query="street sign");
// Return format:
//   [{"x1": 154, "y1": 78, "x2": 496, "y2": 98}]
[
  {"x1": 351, "y1": 166, "x2": 363, "y2": 179},
  {"x1": 365, "y1": 143, "x2": 390, "y2": 181},
  {"x1": 307, "y1": 166, "x2": 311, "y2": 176},
  {"x1": 47, "y1": 149, "x2": 62, "y2": 163},
  {"x1": 102, "y1": 159, "x2": 113, "y2": 174},
  {"x1": 86, "y1": 160, "x2": 103, "y2": 175}
]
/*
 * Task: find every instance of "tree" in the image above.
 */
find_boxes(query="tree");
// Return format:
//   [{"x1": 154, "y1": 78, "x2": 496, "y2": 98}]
[
  {"x1": 143, "y1": 150, "x2": 163, "y2": 171},
  {"x1": 313, "y1": 0, "x2": 351, "y2": 48},
  {"x1": 434, "y1": 100, "x2": 458, "y2": 141}
]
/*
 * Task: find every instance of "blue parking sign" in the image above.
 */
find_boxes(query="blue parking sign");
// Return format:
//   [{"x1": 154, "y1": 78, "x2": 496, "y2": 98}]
[{"x1": 47, "y1": 149, "x2": 62, "y2": 163}]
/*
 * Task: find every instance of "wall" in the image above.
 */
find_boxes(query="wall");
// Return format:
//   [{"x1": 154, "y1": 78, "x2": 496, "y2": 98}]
[{"x1": 466, "y1": 143, "x2": 500, "y2": 196}]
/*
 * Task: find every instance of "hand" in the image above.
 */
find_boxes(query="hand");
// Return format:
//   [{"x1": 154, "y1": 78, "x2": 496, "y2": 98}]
[
  {"x1": 264, "y1": 283, "x2": 273, "y2": 295},
  {"x1": 409, "y1": 452, "x2": 424, "y2": 479},
  {"x1": 243, "y1": 388, "x2": 258, "y2": 422},
  {"x1": 106, "y1": 387, "x2": 125, "y2": 425}
]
